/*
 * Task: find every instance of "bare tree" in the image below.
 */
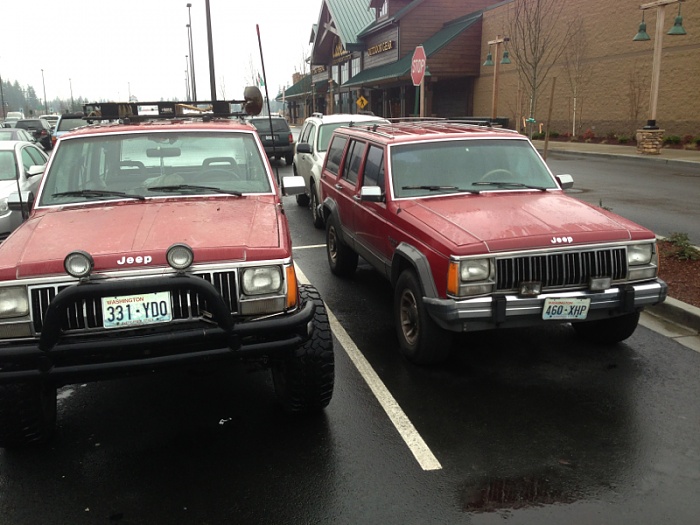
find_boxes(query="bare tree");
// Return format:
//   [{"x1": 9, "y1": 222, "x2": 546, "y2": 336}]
[
  {"x1": 627, "y1": 64, "x2": 649, "y2": 137},
  {"x1": 562, "y1": 18, "x2": 592, "y2": 137},
  {"x1": 507, "y1": 0, "x2": 576, "y2": 135}
]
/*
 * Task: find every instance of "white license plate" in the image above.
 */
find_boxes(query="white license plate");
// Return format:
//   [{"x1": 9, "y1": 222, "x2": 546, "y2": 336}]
[
  {"x1": 101, "y1": 291, "x2": 172, "y2": 329},
  {"x1": 264, "y1": 135, "x2": 273, "y2": 140},
  {"x1": 542, "y1": 297, "x2": 590, "y2": 320}
]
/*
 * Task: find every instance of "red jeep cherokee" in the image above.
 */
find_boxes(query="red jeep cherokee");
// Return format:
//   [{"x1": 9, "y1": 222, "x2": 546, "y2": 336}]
[
  {"x1": 0, "y1": 94, "x2": 334, "y2": 448},
  {"x1": 319, "y1": 120, "x2": 667, "y2": 365}
]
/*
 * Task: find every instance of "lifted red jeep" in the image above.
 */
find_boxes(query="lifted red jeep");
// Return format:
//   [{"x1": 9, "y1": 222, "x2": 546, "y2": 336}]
[
  {"x1": 319, "y1": 120, "x2": 667, "y2": 365},
  {"x1": 0, "y1": 91, "x2": 334, "y2": 448}
]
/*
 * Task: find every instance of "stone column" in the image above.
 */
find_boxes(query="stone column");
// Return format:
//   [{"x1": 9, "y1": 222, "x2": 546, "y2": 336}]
[{"x1": 636, "y1": 129, "x2": 664, "y2": 155}]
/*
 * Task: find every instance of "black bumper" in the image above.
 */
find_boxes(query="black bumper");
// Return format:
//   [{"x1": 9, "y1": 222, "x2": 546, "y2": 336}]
[{"x1": 0, "y1": 275, "x2": 315, "y2": 384}]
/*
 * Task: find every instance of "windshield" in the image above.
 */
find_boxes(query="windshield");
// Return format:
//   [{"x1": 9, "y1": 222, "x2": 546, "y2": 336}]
[
  {"x1": 39, "y1": 131, "x2": 272, "y2": 206},
  {"x1": 57, "y1": 118, "x2": 86, "y2": 132},
  {"x1": 390, "y1": 139, "x2": 557, "y2": 199},
  {"x1": 0, "y1": 151, "x2": 18, "y2": 180}
]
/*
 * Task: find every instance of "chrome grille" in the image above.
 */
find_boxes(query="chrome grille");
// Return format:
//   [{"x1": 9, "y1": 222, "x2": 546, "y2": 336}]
[
  {"x1": 29, "y1": 271, "x2": 238, "y2": 334},
  {"x1": 495, "y1": 247, "x2": 627, "y2": 291}
]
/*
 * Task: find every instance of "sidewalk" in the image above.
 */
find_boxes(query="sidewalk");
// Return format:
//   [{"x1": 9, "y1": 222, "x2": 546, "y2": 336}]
[
  {"x1": 532, "y1": 139, "x2": 700, "y2": 347},
  {"x1": 531, "y1": 139, "x2": 700, "y2": 167}
]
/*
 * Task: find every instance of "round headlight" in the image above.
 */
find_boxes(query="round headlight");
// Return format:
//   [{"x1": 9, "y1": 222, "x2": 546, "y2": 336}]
[
  {"x1": 64, "y1": 251, "x2": 94, "y2": 278},
  {"x1": 167, "y1": 243, "x2": 194, "y2": 270}
]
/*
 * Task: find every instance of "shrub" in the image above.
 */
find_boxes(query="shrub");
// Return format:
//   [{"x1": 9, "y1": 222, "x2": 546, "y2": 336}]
[
  {"x1": 532, "y1": 132, "x2": 546, "y2": 140},
  {"x1": 549, "y1": 131, "x2": 560, "y2": 138},
  {"x1": 663, "y1": 135, "x2": 681, "y2": 145},
  {"x1": 606, "y1": 131, "x2": 616, "y2": 140},
  {"x1": 666, "y1": 232, "x2": 700, "y2": 261},
  {"x1": 582, "y1": 128, "x2": 595, "y2": 141},
  {"x1": 695, "y1": 137, "x2": 700, "y2": 147},
  {"x1": 617, "y1": 135, "x2": 630, "y2": 144},
  {"x1": 681, "y1": 134, "x2": 695, "y2": 145}
]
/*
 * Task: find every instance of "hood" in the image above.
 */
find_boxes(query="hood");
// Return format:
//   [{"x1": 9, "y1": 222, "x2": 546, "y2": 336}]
[
  {"x1": 0, "y1": 196, "x2": 286, "y2": 279},
  {"x1": 401, "y1": 192, "x2": 649, "y2": 253}
]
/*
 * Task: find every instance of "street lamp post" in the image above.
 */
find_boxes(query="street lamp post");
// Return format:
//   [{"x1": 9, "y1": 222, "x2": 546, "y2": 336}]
[
  {"x1": 41, "y1": 69, "x2": 48, "y2": 114},
  {"x1": 185, "y1": 55, "x2": 191, "y2": 100},
  {"x1": 635, "y1": 0, "x2": 687, "y2": 129},
  {"x1": 483, "y1": 35, "x2": 510, "y2": 123},
  {"x1": 186, "y1": 3, "x2": 197, "y2": 102},
  {"x1": 69, "y1": 78, "x2": 74, "y2": 112}
]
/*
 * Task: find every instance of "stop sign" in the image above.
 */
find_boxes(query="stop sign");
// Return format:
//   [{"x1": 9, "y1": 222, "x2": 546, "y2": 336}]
[{"x1": 411, "y1": 45, "x2": 427, "y2": 86}]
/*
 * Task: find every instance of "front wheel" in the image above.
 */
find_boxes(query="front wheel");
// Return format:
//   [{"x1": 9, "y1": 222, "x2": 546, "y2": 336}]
[
  {"x1": 272, "y1": 285, "x2": 334, "y2": 413},
  {"x1": 0, "y1": 382, "x2": 57, "y2": 448},
  {"x1": 394, "y1": 270, "x2": 452, "y2": 365},
  {"x1": 572, "y1": 311, "x2": 640, "y2": 345}
]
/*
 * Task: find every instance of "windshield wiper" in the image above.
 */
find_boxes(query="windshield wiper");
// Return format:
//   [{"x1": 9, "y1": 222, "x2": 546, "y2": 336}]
[
  {"x1": 472, "y1": 181, "x2": 548, "y2": 191},
  {"x1": 401, "y1": 185, "x2": 480, "y2": 194},
  {"x1": 147, "y1": 184, "x2": 242, "y2": 197},
  {"x1": 52, "y1": 190, "x2": 145, "y2": 201}
]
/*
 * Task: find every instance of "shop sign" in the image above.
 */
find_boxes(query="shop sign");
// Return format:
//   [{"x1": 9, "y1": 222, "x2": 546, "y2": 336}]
[{"x1": 367, "y1": 40, "x2": 394, "y2": 56}]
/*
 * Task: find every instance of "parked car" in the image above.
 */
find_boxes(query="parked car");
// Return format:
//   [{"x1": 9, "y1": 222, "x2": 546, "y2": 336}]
[
  {"x1": 14, "y1": 118, "x2": 53, "y2": 151},
  {"x1": 246, "y1": 116, "x2": 294, "y2": 165},
  {"x1": 39, "y1": 114, "x2": 59, "y2": 130},
  {"x1": 1, "y1": 121, "x2": 17, "y2": 128},
  {"x1": 0, "y1": 91, "x2": 334, "y2": 448},
  {"x1": 52, "y1": 112, "x2": 86, "y2": 147},
  {"x1": 4, "y1": 112, "x2": 25, "y2": 123},
  {"x1": 0, "y1": 127, "x2": 39, "y2": 145},
  {"x1": 293, "y1": 112, "x2": 388, "y2": 228},
  {"x1": 0, "y1": 140, "x2": 48, "y2": 241},
  {"x1": 319, "y1": 120, "x2": 667, "y2": 365}
]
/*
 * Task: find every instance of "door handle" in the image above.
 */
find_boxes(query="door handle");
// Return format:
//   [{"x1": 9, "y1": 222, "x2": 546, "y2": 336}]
[{"x1": 335, "y1": 184, "x2": 343, "y2": 190}]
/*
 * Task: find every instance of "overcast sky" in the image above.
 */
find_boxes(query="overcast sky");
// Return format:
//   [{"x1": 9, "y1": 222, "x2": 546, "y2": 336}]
[{"x1": 1, "y1": 0, "x2": 324, "y2": 105}]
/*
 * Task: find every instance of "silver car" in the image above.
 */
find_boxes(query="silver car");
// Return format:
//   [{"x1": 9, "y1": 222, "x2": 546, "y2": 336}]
[{"x1": 0, "y1": 141, "x2": 48, "y2": 241}]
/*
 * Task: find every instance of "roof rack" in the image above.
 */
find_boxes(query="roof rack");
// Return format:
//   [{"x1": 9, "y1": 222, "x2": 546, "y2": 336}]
[{"x1": 82, "y1": 87, "x2": 264, "y2": 123}]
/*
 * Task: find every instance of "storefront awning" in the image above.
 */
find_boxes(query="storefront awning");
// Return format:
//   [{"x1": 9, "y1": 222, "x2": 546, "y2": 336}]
[{"x1": 342, "y1": 12, "x2": 480, "y2": 88}]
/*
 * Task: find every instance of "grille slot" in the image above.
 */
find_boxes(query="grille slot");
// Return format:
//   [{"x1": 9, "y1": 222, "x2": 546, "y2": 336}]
[
  {"x1": 29, "y1": 271, "x2": 238, "y2": 334},
  {"x1": 495, "y1": 247, "x2": 627, "y2": 291}
]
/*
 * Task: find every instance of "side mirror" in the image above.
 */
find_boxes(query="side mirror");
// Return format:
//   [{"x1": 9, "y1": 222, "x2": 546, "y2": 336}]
[
  {"x1": 556, "y1": 174, "x2": 574, "y2": 190},
  {"x1": 281, "y1": 175, "x2": 305, "y2": 196},
  {"x1": 296, "y1": 143, "x2": 312, "y2": 154},
  {"x1": 26, "y1": 165, "x2": 46, "y2": 178},
  {"x1": 8, "y1": 191, "x2": 35, "y2": 215},
  {"x1": 360, "y1": 185, "x2": 383, "y2": 202}
]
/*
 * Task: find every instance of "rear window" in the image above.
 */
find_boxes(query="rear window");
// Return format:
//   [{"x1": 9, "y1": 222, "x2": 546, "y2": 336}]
[
  {"x1": 248, "y1": 118, "x2": 290, "y2": 133},
  {"x1": 16, "y1": 120, "x2": 41, "y2": 129},
  {"x1": 57, "y1": 118, "x2": 86, "y2": 132}
]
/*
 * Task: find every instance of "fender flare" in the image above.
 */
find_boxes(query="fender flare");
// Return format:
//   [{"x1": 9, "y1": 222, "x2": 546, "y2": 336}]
[{"x1": 391, "y1": 243, "x2": 439, "y2": 298}]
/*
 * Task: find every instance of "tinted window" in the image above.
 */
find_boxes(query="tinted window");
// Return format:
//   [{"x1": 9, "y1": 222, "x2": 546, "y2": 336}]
[
  {"x1": 299, "y1": 122, "x2": 313, "y2": 144},
  {"x1": 325, "y1": 136, "x2": 347, "y2": 176},
  {"x1": 363, "y1": 145, "x2": 385, "y2": 192},
  {"x1": 57, "y1": 118, "x2": 86, "y2": 132},
  {"x1": 342, "y1": 141, "x2": 366, "y2": 185},
  {"x1": 248, "y1": 118, "x2": 290, "y2": 133}
]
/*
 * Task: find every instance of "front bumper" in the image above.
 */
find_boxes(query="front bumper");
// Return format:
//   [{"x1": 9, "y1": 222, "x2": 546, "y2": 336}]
[
  {"x1": 0, "y1": 275, "x2": 315, "y2": 384},
  {"x1": 424, "y1": 279, "x2": 668, "y2": 332}
]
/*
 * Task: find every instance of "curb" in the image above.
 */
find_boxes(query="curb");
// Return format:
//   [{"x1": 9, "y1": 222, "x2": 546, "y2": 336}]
[
  {"x1": 537, "y1": 147, "x2": 700, "y2": 169},
  {"x1": 648, "y1": 297, "x2": 700, "y2": 334}
]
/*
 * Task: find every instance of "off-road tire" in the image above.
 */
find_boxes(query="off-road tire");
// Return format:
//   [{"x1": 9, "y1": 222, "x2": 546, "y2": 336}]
[
  {"x1": 310, "y1": 182, "x2": 324, "y2": 229},
  {"x1": 572, "y1": 311, "x2": 640, "y2": 345},
  {"x1": 394, "y1": 270, "x2": 452, "y2": 365},
  {"x1": 0, "y1": 382, "x2": 57, "y2": 448},
  {"x1": 272, "y1": 285, "x2": 334, "y2": 413},
  {"x1": 296, "y1": 193, "x2": 310, "y2": 206},
  {"x1": 326, "y1": 216, "x2": 358, "y2": 277}
]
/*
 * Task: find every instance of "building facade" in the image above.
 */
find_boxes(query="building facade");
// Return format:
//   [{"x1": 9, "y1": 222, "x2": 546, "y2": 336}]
[{"x1": 280, "y1": 0, "x2": 700, "y2": 138}]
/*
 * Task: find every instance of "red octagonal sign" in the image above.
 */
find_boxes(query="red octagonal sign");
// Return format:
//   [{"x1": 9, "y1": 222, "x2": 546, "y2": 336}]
[{"x1": 411, "y1": 45, "x2": 427, "y2": 87}]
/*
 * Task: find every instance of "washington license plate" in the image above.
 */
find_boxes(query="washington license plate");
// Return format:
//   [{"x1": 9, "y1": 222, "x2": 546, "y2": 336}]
[
  {"x1": 101, "y1": 291, "x2": 172, "y2": 329},
  {"x1": 542, "y1": 297, "x2": 590, "y2": 320}
]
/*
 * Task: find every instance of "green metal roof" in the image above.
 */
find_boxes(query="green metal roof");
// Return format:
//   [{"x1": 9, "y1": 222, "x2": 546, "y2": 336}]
[
  {"x1": 343, "y1": 12, "x2": 481, "y2": 88},
  {"x1": 276, "y1": 74, "x2": 312, "y2": 101},
  {"x1": 326, "y1": 0, "x2": 375, "y2": 47}
]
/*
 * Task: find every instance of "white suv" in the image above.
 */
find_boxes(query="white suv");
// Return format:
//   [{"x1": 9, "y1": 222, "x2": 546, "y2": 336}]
[{"x1": 293, "y1": 113, "x2": 387, "y2": 228}]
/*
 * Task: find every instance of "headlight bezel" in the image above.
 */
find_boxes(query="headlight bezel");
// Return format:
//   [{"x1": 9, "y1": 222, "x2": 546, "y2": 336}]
[
  {"x1": 0, "y1": 286, "x2": 30, "y2": 319},
  {"x1": 241, "y1": 266, "x2": 284, "y2": 296}
]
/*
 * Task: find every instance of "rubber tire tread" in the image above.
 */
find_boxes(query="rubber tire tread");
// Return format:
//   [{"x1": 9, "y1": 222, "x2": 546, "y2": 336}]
[
  {"x1": 326, "y1": 216, "x2": 358, "y2": 277},
  {"x1": 394, "y1": 270, "x2": 452, "y2": 365},
  {"x1": 572, "y1": 311, "x2": 640, "y2": 345},
  {"x1": 310, "y1": 182, "x2": 324, "y2": 229},
  {"x1": 272, "y1": 285, "x2": 335, "y2": 413},
  {"x1": 0, "y1": 382, "x2": 57, "y2": 449}
]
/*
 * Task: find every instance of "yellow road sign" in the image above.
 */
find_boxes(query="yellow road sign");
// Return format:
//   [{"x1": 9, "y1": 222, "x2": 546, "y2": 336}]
[{"x1": 356, "y1": 95, "x2": 368, "y2": 109}]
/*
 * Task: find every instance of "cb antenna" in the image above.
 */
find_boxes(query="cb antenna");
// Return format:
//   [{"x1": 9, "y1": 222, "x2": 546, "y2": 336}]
[{"x1": 256, "y1": 24, "x2": 280, "y2": 185}]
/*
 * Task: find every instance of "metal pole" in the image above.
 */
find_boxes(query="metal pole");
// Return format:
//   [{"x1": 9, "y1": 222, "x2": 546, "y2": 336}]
[
  {"x1": 185, "y1": 55, "x2": 191, "y2": 100},
  {"x1": 205, "y1": 0, "x2": 216, "y2": 101},
  {"x1": 69, "y1": 78, "x2": 74, "y2": 112},
  {"x1": 41, "y1": 69, "x2": 48, "y2": 114},
  {"x1": 187, "y1": 3, "x2": 197, "y2": 102},
  {"x1": 0, "y1": 72, "x2": 6, "y2": 119}
]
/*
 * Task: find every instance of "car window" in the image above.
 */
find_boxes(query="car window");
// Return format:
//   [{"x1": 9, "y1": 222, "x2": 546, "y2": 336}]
[
  {"x1": 21, "y1": 148, "x2": 37, "y2": 171},
  {"x1": 39, "y1": 131, "x2": 272, "y2": 206},
  {"x1": 26, "y1": 145, "x2": 47, "y2": 166},
  {"x1": 0, "y1": 131, "x2": 14, "y2": 140},
  {"x1": 248, "y1": 118, "x2": 290, "y2": 133},
  {"x1": 325, "y1": 135, "x2": 347, "y2": 176},
  {"x1": 0, "y1": 151, "x2": 18, "y2": 180},
  {"x1": 362, "y1": 145, "x2": 385, "y2": 193},
  {"x1": 299, "y1": 122, "x2": 313, "y2": 144},
  {"x1": 57, "y1": 118, "x2": 86, "y2": 132},
  {"x1": 391, "y1": 139, "x2": 557, "y2": 199},
  {"x1": 341, "y1": 141, "x2": 366, "y2": 185}
]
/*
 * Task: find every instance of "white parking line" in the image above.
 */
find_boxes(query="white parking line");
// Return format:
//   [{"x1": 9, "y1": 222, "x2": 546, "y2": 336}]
[
  {"x1": 292, "y1": 244, "x2": 327, "y2": 250},
  {"x1": 295, "y1": 264, "x2": 442, "y2": 472}
]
